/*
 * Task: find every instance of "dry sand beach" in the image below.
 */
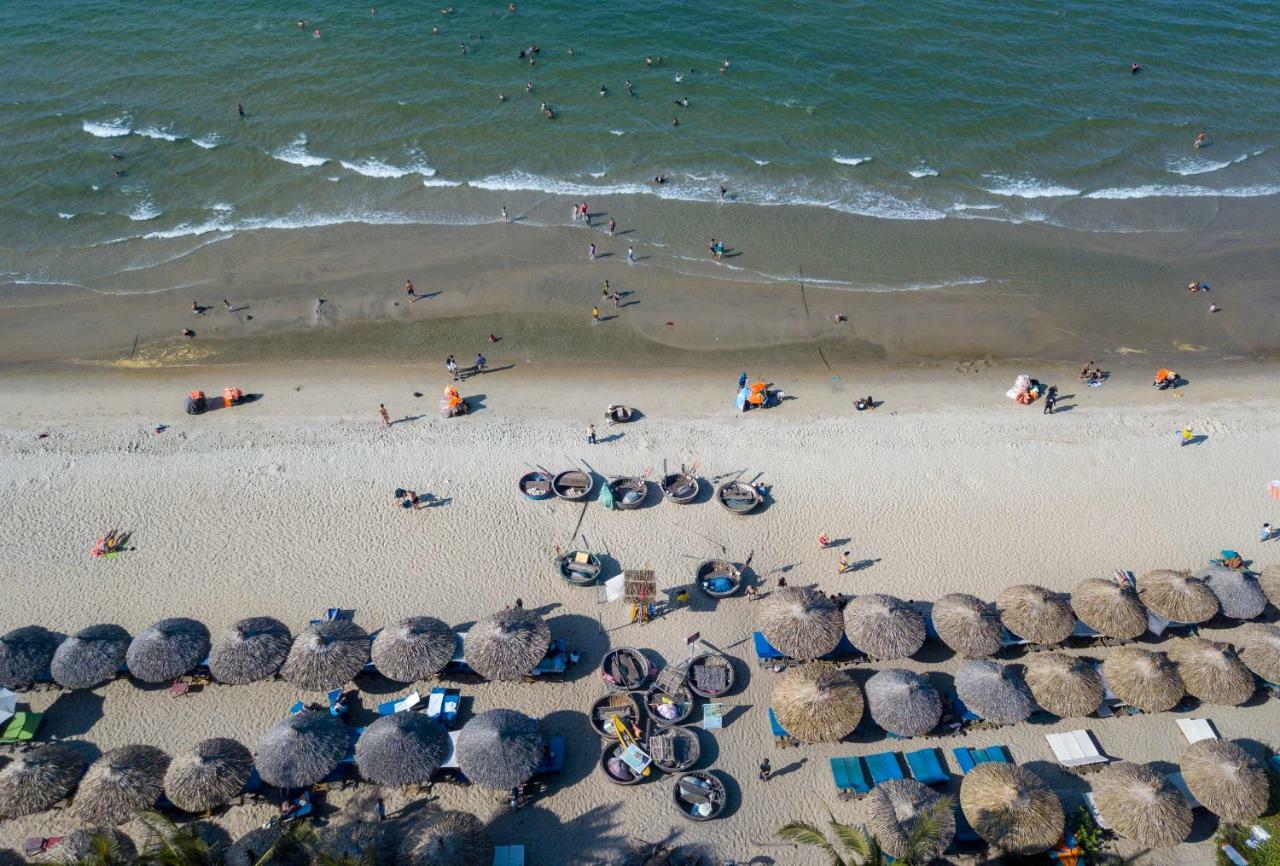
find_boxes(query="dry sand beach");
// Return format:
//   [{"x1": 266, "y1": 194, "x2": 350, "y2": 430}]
[{"x1": 2, "y1": 360, "x2": 1279, "y2": 865}]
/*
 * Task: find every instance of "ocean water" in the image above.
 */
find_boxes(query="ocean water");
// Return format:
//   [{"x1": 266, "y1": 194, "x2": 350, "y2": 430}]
[{"x1": 2, "y1": 0, "x2": 1278, "y2": 260}]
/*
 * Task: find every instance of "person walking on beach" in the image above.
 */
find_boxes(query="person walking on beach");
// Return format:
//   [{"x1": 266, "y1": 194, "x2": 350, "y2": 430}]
[
  {"x1": 589, "y1": 242, "x2": 596, "y2": 261},
  {"x1": 1262, "y1": 523, "x2": 1273, "y2": 542},
  {"x1": 501, "y1": 206, "x2": 509, "y2": 222},
  {"x1": 592, "y1": 305, "x2": 601, "y2": 324},
  {"x1": 612, "y1": 291, "x2": 621, "y2": 310},
  {"x1": 587, "y1": 423, "x2": 596, "y2": 445},
  {"x1": 818, "y1": 532, "x2": 829, "y2": 548},
  {"x1": 405, "y1": 279, "x2": 416, "y2": 301},
  {"x1": 777, "y1": 577, "x2": 787, "y2": 589},
  {"x1": 570, "y1": 204, "x2": 579, "y2": 224},
  {"x1": 474, "y1": 352, "x2": 486, "y2": 373},
  {"x1": 738, "y1": 372, "x2": 748, "y2": 390},
  {"x1": 446, "y1": 355, "x2": 458, "y2": 380},
  {"x1": 602, "y1": 280, "x2": 610, "y2": 299},
  {"x1": 758, "y1": 759, "x2": 772, "y2": 782},
  {"x1": 1043, "y1": 386, "x2": 1057, "y2": 415},
  {"x1": 837, "y1": 551, "x2": 851, "y2": 574},
  {"x1": 379, "y1": 404, "x2": 391, "y2": 427},
  {"x1": 607, "y1": 217, "x2": 616, "y2": 236},
  {"x1": 580, "y1": 202, "x2": 590, "y2": 226},
  {"x1": 1180, "y1": 426, "x2": 1194, "y2": 446},
  {"x1": 223, "y1": 298, "x2": 232, "y2": 311},
  {"x1": 627, "y1": 245, "x2": 636, "y2": 265}
]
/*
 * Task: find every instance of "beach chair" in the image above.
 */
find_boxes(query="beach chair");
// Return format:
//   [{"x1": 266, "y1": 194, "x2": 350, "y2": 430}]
[
  {"x1": 953, "y1": 804, "x2": 980, "y2": 843},
  {"x1": 0, "y1": 711, "x2": 43, "y2": 747},
  {"x1": 535, "y1": 736, "x2": 566, "y2": 777},
  {"x1": 279, "y1": 790, "x2": 312, "y2": 824},
  {"x1": 1246, "y1": 825, "x2": 1272, "y2": 851},
  {"x1": 342, "y1": 727, "x2": 362, "y2": 764},
  {"x1": 1082, "y1": 792, "x2": 1113, "y2": 831},
  {"x1": 865, "y1": 752, "x2": 905, "y2": 786},
  {"x1": 531, "y1": 639, "x2": 569, "y2": 677},
  {"x1": 492, "y1": 845, "x2": 526, "y2": 866},
  {"x1": 768, "y1": 708, "x2": 797, "y2": 747},
  {"x1": 23, "y1": 837, "x2": 62, "y2": 857},
  {"x1": 288, "y1": 700, "x2": 305, "y2": 716},
  {"x1": 753, "y1": 631, "x2": 786, "y2": 667},
  {"x1": 1222, "y1": 845, "x2": 1248, "y2": 866},
  {"x1": 377, "y1": 690, "x2": 421, "y2": 716},
  {"x1": 425, "y1": 687, "x2": 462, "y2": 727},
  {"x1": 327, "y1": 688, "x2": 348, "y2": 716},
  {"x1": 978, "y1": 745, "x2": 1010, "y2": 764},
  {"x1": 904, "y1": 748, "x2": 948, "y2": 785},
  {"x1": 1177, "y1": 718, "x2": 1218, "y2": 744},
  {"x1": 952, "y1": 746, "x2": 977, "y2": 775},
  {"x1": 949, "y1": 692, "x2": 981, "y2": 725},
  {"x1": 829, "y1": 756, "x2": 870, "y2": 800},
  {"x1": 1001, "y1": 627, "x2": 1031, "y2": 649},
  {"x1": 1045, "y1": 730, "x2": 1107, "y2": 773}
]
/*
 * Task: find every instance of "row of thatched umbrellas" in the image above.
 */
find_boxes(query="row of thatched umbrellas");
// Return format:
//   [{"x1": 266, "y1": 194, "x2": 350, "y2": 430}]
[
  {"x1": 0, "y1": 607, "x2": 554, "y2": 692},
  {"x1": 757, "y1": 567, "x2": 1279, "y2": 665},
  {"x1": 859, "y1": 736, "x2": 1271, "y2": 858},
  {"x1": 0, "y1": 705, "x2": 545, "y2": 825}
]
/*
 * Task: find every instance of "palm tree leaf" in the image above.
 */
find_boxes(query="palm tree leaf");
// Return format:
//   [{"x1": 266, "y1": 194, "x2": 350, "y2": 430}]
[
  {"x1": 828, "y1": 819, "x2": 873, "y2": 862},
  {"x1": 776, "y1": 822, "x2": 845, "y2": 866}
]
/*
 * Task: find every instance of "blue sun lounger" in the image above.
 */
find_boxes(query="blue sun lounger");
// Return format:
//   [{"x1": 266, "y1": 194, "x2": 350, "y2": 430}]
[
  {"x1": 492, "y1": 846, "x2": 525, "y2": 866},
  {"x1": 535, "y1": 736, "x2": 566, "y2": 777},
  {"x1": 949, "y1": 692, "x2": 981, "y2": 724},
  {"x1": 754, "y1": 630, "x2": 864, "y2": 667},
  {"x1": 377, "y1": 690, "x2": 422, "y2": 716},
  {"x1": 905, "y1": 748, "x2": 948, "y2": 785},
  {"x1": 753, "y1": 631, "x2": 785, "y2": 665},
  {"x1": 532, "y1": 639, "x2": 570, "y2": 676},
  {"x1": 425, "y1": 686, "x2": 462, "y2": 726},
  {"x1": 865, "y1": 752, "x2": 905, "y2": 786},
  {"x1": 953, "y1": 803, "x2": 980, "y2": 843},
  {"x1": 952, "y1": 745, "x2": 1010, "y2": 774},
  {"x1": 830, "y1": 756, "x2": 871, "y2": 799}
]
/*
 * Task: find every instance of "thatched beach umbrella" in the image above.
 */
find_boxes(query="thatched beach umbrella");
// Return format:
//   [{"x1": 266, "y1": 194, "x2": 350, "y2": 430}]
[
  {"x1": 931, "y1": 593, "x2": 1002, "y2": 658},
  {"x1": 862, "y1": 779, "x2": 955, "y2": 862},
  {"x1": 1023, "y1": 652, "x2": 1103, "y2": 718},
  {"x1": 254, "y1": 710, "x2": 347, "y2": 789},
  {"x1": 455, "y1": 709, "x2": 544, "y2": 790},
  {"x1": 463, "y1": 608, "x2": 550, "y2": 682},
  {"x1": 400, "y1": 811, "x2": 493, "y2": 866},
  {"x1": 997, "y1": 584, "x2": 1075, "y2": 646},
  {"x1": 53, "y1": 828, "x2": 138, "y2": 863},
  {"x1": 1137, "y1": 570, "x2": 1217, "y2": 624},
  {"x1": 960, "y1": 762, "x2": 1064, "y2": 855},
  {"x1": 955, "y1": 660, "x2": 1033, "y2": 725},
  {"x1": 356, "y1": 712, "x2": 449, "y2": 786},
  {"x1": 163, "y1": 737, "x2": 253, "y2": 813},
  {"x1": 0, "y1": 743, "x2": 86, "y2": 818},
  {"x1": 758, "y1": 587, "x2": 843, "y2": 661},
  {"x1": 225, "y1": 827, "x2": 309, "y2": 866},
  {"x1": 1101, "y1": 648, "x2": 1184, "y2": 713},
  {"x1": 372, "y1": 616, "x2": 456, "y2": 682},
  {"x1": 281, "y1": 619, "x2": 370, "y2": 691},
  {"x1": 1197, "y1": 566, "x2": 1267, "y2": 621},
  {"x1": 771, "y1": 662, "x2": 863, "y2": 743},
  {"x1": 0, "y1": 625, "x2": 60, "y2": 690},
  {"x1": 51, "y1": 624, "x2": 130, "y2": 690},
  {"x1": 208, "y1": 617, "x2": 291, "y2": 685},
  {"x1": 1071, "y1": 578, "x2": 1148, "y2": 640},
  {"x1": 73, "y1": 744, "x2": 170, "y2": 825},
  {"x1": 1167, "y1": 637, "x2": 1255, "y2": 706},
  {"x1": 1181, "y1": 739, "x2": 1268, "y2": 822},
  {"x1": 1092, "y1": 762, "x2": 1191, "y2": 848},
  {"x1": 126, "y1": 617, "x2": 210, "y2": 683},
  {"x1": 1259, "y1": 564, "x2": 1280, "y2": 609},
  {"x1": 844, "y1": 594, "x2": 925, "y2": 660},
  {"x1": 318, "y1": 821, "x2": 397, "y2": 866},
  {"x1": 1238, "y1": 623, "x2": 1280, "y2": 683},
  {"x1": 866, "y1": 668, "x2": 941, "y2": 737}
]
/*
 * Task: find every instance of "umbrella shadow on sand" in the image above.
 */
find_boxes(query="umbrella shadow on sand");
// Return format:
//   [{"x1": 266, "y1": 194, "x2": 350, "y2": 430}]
[
  {"x1": 488, "y1": 802, "x2": 627, "y2": 865},
  {"x1": 41, "y1": 690, "x2": 106, "y2": 739},
  {"x1": 544, "y1": 613, "x2": 610, "y2": 682},
  {"x1": 539, "y1": 708, "x2": 599, "y2": 789}
]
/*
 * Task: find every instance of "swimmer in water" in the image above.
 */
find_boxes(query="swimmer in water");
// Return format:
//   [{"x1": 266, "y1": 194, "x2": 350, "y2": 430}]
[
  {"x1": 599, "y1": 85, "x2": 607, "y2": 96},
  {"x1": 568, "y1": 47, "x2": 574, "y2": 56},
  {"x1": 672, "y1": 117, "x2": 679, "y2": 127},
  {"x1": 114, "y1": 169, "x2": 126, "y2": 177},
  {"x1": 237, "y1": 102, "x2": 245, "y2": 118},
  {"x1": 1131, "y1": 62, "x2": 1141, "y2": 74},
  {"x1": 111, "y1": 153, "x2": 123, "y2": 160},
  {"x1": 498, "y1": 92, "x2": 507, "y2": 101},
  {"x1": 674, "y1": 73, "x2": 684, "y2": 83},
  {"x1": 298, "y1": 20, "x2": 306, "y2": 27},
  {"x1": 526, "y1": 81, "x2": 534, "y2": 92},
  {"x1": 1194, "y1": 131, "x2": 1207, "y2": 149},
  {"x1": 432, "y1": 26, "x2": 439, "y2": 34},
  {"x1": 313, "y1": 28, "x2": 321, "y2": 37},
  {"x1": 645, "y1": 56, "x2": 653, "y2": 66},
  {"x1": 674, "y1": 97, "x2": 688, "y2": 107},
  {"x1": 625, "y1": 79, "x2": 633, "y2": 95},
  {"x1": 653, "y1": 174, "x2": 667, "y2": 184}
]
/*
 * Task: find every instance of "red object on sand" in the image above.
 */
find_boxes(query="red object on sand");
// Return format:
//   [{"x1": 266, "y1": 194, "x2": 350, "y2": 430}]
[{"x1": 665, "y1": 321, "x2": 674, "y2": 326}]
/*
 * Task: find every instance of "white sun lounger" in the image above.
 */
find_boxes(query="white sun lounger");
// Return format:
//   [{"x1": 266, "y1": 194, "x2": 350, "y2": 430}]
[
  {"x1": 1082, "y1": 792, "x2": 1113, "y2": 830},
  {"x1": 440, "y1": 730, "x2": 462, "y2": 769},
  {"x1": 1045, "y1": 730, "x2": 1108, "y2": 768},
  {"x1": 1222, "y1": 844, "x2": 1248, "y2": 866},
  {"x1": 1177, "y1": 718, "x2": 1219, "y2": 744}
]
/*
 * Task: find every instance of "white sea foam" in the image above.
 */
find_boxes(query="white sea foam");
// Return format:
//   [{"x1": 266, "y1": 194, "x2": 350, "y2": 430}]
[
  {"x1": 422, "y1": 177, "x2": 463, "y2": 188},
  {"x1": 589, "y1": 171, "x2": 607, "y2": 178},
  {"x1": 751, "y1": 158, "x2": 770, "y2": 166},
  {"x1": 83, "y1": 117, "x2": 131, "y2": 138},
  {"x1": 833, "y1": 155, "x2": 871, "y2": 166},
  {"x1": 207, "y1": 202, "x2": 234, "y2": 212},
  {"x1": 950, "y1": 203, "x2": 1001, "y2": 211},
  {"x1": 126, "y1": 200, "x2": 162, "y2": 221},
  {"x1": 192, "y1": 133, "x2": 223, "y2": 149},
  {"x1": 909, "y1": 166, "x2": 939, "y2": 178},
  {"x1": 136, "y1": 125, "x2": 182, "y2": 142},
  {"x1": 271, "y1": 134, "x2": 328, "y2": 167},
  {"x1": 58, "y1": 212, "x2": 76, "y2": 220},
  {"x1": 982, "y1": 176, "x2": 1081, "y2": 198},
  {"x1": 1165, "y1": 152, "x2": 1250, "y2": 176},
  {"x1": 609, "y1": 129, "x2": 625, "y2": 136},
  {"x1": 1084, "y1": 183, "x2": 1280, "y2": 200}
]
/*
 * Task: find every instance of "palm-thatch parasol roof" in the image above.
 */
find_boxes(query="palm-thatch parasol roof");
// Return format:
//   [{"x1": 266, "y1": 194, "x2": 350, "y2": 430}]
[
  {"x1": 1166, "y1": 637, "x2": 1255, "y2": 706},
  {"x1": 865, "y1": 668, "x2": 941, "y2": 737},
  {"x1": 931, "y1": 594, "x2": 1002, "y2": 658},
  {"x1": 1092, "y1": 762, "x2": 1191, "y2": 847},
  {"x1": 50, "y1": 624, "x2": 130, "y2": 690},
  {"x1": 126, "y1": 618, "x2": 210, "y2": 683},
  {"x1": 463, "y1": 608, "x2": 550, "y2": 682},
  {"x1": 400, "y1": 811, "x2": 493, "y2": 866},
  {"x1": 73, "y1": 744, "x2": 170, "y2": 825},
  {"x1": 1070, "y1": 579, "x2": 1148, "y2": 640},
  {"x1": 1180, "y1": 739, "x2": 1269, "y2": 821},
  {"x1": 455, "y1": 709, "x2": 544, "y2": 790},
  {"x1": 225, "y1": 827, "x2": 310, "y2": 866},
  {"x1": 771, "y1": 662, "x2": 863, "y2": 743},
  {"x1": 1101, "y1": 648, "x2": 1184, "y2": 713},
  {"x1": 1238, "y1": 622, "x2": 1280, "y2": 683},
  {"x1": 862, "y1": 778, "x2": 955, "y2": 861},
  {"x1": 372, "y1": 616, "x2": 456, "y2": 682},
  {"x1": 208, "y1": 617, "x2": 291, "y2": 685},
  {"x1": 254, "y1": 710, "x2": 347, "y2": 789},
  {"x1": 955, "y1": 660, "x2": 1033, "y2": 725},
  {"x1": 997, "y1": 584, "x2": 1075, "y2": 646},
  {"x1": 1259, "y1": 564, "x2": 1280, "y2": 609},
  {"x1": 959, "y1": 762, "x2": 1064, "y2": 855},
  {"x1": 1196, "y1": 566, "x2": 1267, "y2": 621},
  {"x1": 0, "y1": 743, "x2": 86, "y2": 818},
  {"x1": 53, "y1": 828, "x2": 138, "y2": 863},
  {"x1": 281, "y1": 619, "x2": 370, "y2": 691},
  {"x1": 356, "y1": 712, "x2": 450, "y2": 786},
  {"x1": 758, "y1": 587, "x2": 843, "y2": 661},
  {"x1": 843, "y1": 594, "x2": 925, "y2": 660},
  {"x1": 0, "y1": 625, "x2": 60, "y2": 690},
  {"x1": 163, "y1": 738, "x2": 253, "y2": 813},
  {"x1": 1137, "y1": 570, "x2": 1218, "y2": 624},
  {"x1": 318, "y1": 821, "x2": 398, "y2": 866},
  {"x1": 1023, "y1": 652, "x2": 1103, "y2": 718}
]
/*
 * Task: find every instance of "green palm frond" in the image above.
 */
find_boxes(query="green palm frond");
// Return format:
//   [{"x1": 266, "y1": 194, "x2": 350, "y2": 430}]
[
  {"x1": 136, "y1": 810, "x2": 214, "y2": 866},
  {"x1": 255, "y1": 822, "x2": 314, "y2": 866},
  {"x1": 898, "y1": 797, "x2": 952, "y2": 866},
  {"x1": 828, "y1": 817, "x2": 875, "y2": 863},
  {"x1": 60, "y1": 831, "x2": 129, "y2": 866},
  {"x1": 776, "y1": 821, "x2": 846, "y2": 866}
]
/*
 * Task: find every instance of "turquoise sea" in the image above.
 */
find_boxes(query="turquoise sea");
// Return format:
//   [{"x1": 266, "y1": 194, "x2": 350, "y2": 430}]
[{"x1": 2, "y1": 0, "x2": 1279, "y2": 265}]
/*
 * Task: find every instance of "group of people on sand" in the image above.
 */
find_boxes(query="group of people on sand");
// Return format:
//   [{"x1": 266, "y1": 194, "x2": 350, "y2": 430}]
[{"x1": 1078, "y1": 361, "x2": 1107, "y2": 384}]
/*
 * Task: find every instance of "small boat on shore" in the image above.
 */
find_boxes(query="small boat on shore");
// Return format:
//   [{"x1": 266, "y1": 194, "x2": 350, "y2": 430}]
[
  {"x1": 552, "y1": 470, "x2": 594, "y2": 502},
  {"x1": 646, "y1": 676, "x2": 695, "y2": 726},
  {"x1": 557, "y1": 550, "x2": 602, "y2": 586},
  {"x1": 606, "y1": 405, "x2": 634, "y2": 424},
  {"x1": 609, "y1": 477, "x2": 650, "y2": 510},
  {"x1": 686, "y1": 652, "x2": 735, "y2": 698},
  {"x1": 672, "y1": 771, "x2": 726, "y2": 821},
  {"x1": 518, "y1": 471, "x2": 554, "y2": 501},
  {"x1": 695, "y1": 560, "x2": 742, "y2": 598},
  {"x1": 601, "y1": 646, "x2": 656, "y2": 691},
  {"x1": 647, "y1": 726, "x2": 700, "y2": 773},
  {"x1": 716, "y1": 481, "x2": 761, "y2": 515},
  {"x1": 600, "y1": 741, "x2": 646, "y2": 786},
  {"x1": 590, "y1": 692, "x2": 643, "y2": 739},
  {"x1": 660, "y1": 472, "x2": 700, "y2": 504}
]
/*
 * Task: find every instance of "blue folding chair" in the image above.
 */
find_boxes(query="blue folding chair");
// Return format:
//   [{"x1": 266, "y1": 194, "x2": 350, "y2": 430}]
[{"x1": 829, "y1": 756, "x2": 871, "y2": 799}]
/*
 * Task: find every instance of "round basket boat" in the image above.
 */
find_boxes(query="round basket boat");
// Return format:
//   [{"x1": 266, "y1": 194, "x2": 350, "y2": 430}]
[
  {"x1": 648, "y1": 725, "x2": 701, "y2": 773},
  {"x1": 552, "y1": 470, "x2": 594, "y2": 502},
  {"x1": 517, "y1": 471, "x2": 554, "y2": 501},
  {"x1": 695, "y1": 560, "x2": 742, "y2": 598},
  {"x1": 601, "y1": 647, "x2": 656, "y2": 691},
  {"x1": 661, "y1": 473, "x2": 701, "y2": 504},
  {"x1": 557, "y1": 550, "x2": 602, "y2": 586},
  {"x1": 609, "y1": 477, "x2": 650, "y2": 510},
  {"x1": 645, "y1": 683, "x2": 695, "y2": 726},
  {"x1": 716, "y1": 481, "x2": 761, "y2": 515},
  {"x1": 600, "y1": 742, "x2": 646, "y2": 786},
  {"x1": 606, "y1": 405, "x2": 634, "y2": 424},
  {"x1": 672, "y1": 771, "x2": 726, "y2": 821},
  {"x1": 686, "y1": 652, "x2": 736, "y2": 698},
  {"x1": 590, "y1": 692, "x2": 643, "y2": 740}
]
